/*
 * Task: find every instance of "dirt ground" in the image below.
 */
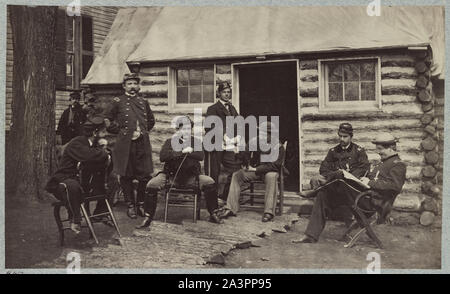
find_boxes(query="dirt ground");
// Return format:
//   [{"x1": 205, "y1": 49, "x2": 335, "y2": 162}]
[{"x1": 5, "y1": 197, "x2": 441, "y2": 270}]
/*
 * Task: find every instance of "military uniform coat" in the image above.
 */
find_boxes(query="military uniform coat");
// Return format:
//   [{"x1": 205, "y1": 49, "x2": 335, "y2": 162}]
[
  {"x1": 367, "y1": 154, "x2": 407, "y2": 200},
  {"x1": 106, "y1": 94, "x2": 155, "y2": 177},
  {"x1": 319, "y1": 142, "x2": 370, "y2": 179},
  {"x1": 56, "y1": 105, "x2": 86, "y2": 145}
]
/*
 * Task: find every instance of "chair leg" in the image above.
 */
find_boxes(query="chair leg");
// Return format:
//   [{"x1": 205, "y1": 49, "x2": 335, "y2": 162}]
[
  {"x1": 354, "y1": 209, "x2": 384, "y2": 249},
  {"x1": 278, "y1": 178, "x2": 284, "y2": 216},
  {"x1": 250, "y1": 183, "x2": 254, "y2": 206},
  {"x1": 164, "y1": 190, "x2": 169, "y2": 223},
  {"x1": 344, "y1": 227, "x2": 367, "y2": 248},
  {"x1": 196, "y1": 191, "x2": 201, "y2": 220},
  {"x1": 105, "y1": 199, "x2": 121, "y2": 238},
  {"x1": 81, "y1": 203, "x2": 99, "y2": 244},
  {"x1": 193, "y1": 192, "x2": 198, "y2": 223},
  {"x1": 339, "y1": 220, "x2": 359, "y2": 242},
  {"x1": 53, "y1": 204, "x2": 65, "y2": 246}
]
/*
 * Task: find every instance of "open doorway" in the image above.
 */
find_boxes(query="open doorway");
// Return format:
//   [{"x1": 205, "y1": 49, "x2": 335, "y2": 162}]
[{"x1": 236, "y1": 61, "x2": 299, "y2": 192}]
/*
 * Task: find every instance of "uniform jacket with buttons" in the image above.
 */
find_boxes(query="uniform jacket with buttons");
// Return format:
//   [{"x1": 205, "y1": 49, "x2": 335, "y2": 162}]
[
  {"x1": 367, "y1": 154, "x2": 406, "y2": 200},
  {"x1": 319, "y1": 142, "x2": 369, "y2": 179},
  {"x1": 105, "y1": 94, "x2": 155, "y2": 176}
]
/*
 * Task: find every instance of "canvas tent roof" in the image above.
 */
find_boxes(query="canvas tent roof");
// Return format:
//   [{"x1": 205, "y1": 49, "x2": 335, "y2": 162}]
[
  {"x1": 83, "y1": 6, "x2": 445, "y2": 85},
  {"x1": 82, "y1": 7, "x2": 163, "y2": 84}
]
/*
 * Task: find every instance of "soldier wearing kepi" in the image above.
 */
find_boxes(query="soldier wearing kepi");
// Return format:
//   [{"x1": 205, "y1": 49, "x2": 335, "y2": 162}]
[
  {"x1": 56, "y1": 91, "x2": 87, "y2": 145},
  {"x1": 204, "y1": 82, "x2": 240, "y2": 204},
  {"x1": 310, "y1": 123, "x2": 370, "y2": 189},
  {"x1": 293, "y1": 132, "x2": 406, "y2": 244},
  {"x1": 105, "y1": 73, "x2": 156, "y2": 219}
]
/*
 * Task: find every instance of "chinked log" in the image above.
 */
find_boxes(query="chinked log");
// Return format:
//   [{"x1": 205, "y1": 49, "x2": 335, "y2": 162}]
[
  {"x1": 424, "y1": 151, "x2": 439, "y2": 165},
  {"x1": 421, "y1": 137, "x2": 437, "y2": 151},
  {"x1": 422, "y1": 165, "x2": 437, "y2": 178},
  {"x1": 417, "y1": 89, "x2": 431, "y2": 103}
]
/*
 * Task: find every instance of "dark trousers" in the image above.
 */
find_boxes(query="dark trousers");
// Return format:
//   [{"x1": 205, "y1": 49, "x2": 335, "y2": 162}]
[
  {"x1": 205, "y1": 151, "x2": 223, "y2": 188},
  {"x1": 122, "y1": 136, "x2": 150, "y2": 207},
  {"x1": 55, "y1": 178, "x2": 84, "y2": 224},
  {"x1": 305, "y1": 180, "x2": 364, "y2": 240}
]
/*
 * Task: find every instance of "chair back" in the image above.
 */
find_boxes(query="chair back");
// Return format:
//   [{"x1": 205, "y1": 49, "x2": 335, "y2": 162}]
[{"x1": 280, "y1": 141, "x2": 288, "y2": 175}]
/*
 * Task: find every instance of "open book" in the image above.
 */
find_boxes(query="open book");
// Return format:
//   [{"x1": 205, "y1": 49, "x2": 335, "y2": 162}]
[{"x1": 342, "y1": 170, "x2": 371, "y2": 190}]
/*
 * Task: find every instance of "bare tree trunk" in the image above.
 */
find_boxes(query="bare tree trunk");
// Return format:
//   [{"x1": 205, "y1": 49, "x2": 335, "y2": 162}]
[{"x1": 6, "y1": 6, "x2": 58, "y2": 201}]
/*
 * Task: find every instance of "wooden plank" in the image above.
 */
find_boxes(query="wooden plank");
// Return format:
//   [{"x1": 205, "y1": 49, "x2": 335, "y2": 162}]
[
  {"x1": 382, "y1": 95, "x2": 417, "y2": 104},
  {"x1": 302, "y1": 118, "x2": 421, "y2": 131}
]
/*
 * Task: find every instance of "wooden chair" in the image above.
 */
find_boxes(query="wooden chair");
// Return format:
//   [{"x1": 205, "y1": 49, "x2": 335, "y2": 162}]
[
  {"x1": 163, "y1": 174, "x2": 201, "y2": 223},
  {"x1": 52, "y1": 159, "x2": 121, "y2": 246},
  {"x1": 239, "y1": 141, "x2": 287, "y2": 216},
  {"x1": 341, "y1": 190, "x2": 398, "y2": 249}
]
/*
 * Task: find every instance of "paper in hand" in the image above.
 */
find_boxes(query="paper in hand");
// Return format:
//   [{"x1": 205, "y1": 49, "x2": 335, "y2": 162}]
[{"x1": 342, "y1": 170, "x2": 371, "y2": 189}]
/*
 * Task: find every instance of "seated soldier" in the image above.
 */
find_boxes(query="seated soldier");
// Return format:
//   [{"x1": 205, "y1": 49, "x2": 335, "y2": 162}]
[
  {"x1": 220, "y1": 121, "x2": 288, "y2": 222},
  {"x1": 301, "y1": 122, "x2": 370, "y2": 224},
  {"x1": 293, "y1": 132, "x2": 406, "y2": 243},
  {"x1": 46, "y1": 115, "x2": 110, "y2": 234},
  {"x1": 136, "y1": 116, "x2": 223, "y2": 229},
  {"x1": 306, "y1": 122, "x2": 369, "y2": 190}
]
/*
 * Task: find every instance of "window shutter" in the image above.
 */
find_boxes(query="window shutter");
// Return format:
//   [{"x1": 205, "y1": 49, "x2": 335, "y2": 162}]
[{"x1": 55, "y1": 9, "x2": 67, "y2": 90}]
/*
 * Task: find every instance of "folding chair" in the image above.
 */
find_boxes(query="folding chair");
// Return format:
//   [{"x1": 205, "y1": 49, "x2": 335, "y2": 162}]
[
  {"x1": 341, "y1": 190, "x2": 397, "y2": 249},
  {"x1": 163, "y1": 174, "x2": 201, "y2": 223},
  {"x1": 52, "y1": 159, "x2": 121, "y2": 246},
  {"x1": 240, "y1": 141, "x2": 287, "y2": 216}
]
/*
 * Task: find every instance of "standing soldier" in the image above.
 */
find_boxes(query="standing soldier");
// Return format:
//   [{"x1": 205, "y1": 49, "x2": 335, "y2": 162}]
[
  {"x1": 56, "y1": 91, "x2": 86, "y2": 145},
  {"x1": 204, "y1": 82, "x2": 240, "y2": 203},
  {"x1": 105, "y1": 73, "x2": 155, "y2": 219}
]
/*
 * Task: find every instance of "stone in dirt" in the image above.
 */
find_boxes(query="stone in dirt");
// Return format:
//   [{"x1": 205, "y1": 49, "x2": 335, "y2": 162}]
[{"x1": 207, "y1": 254, "x2": 225, "y2": 265}]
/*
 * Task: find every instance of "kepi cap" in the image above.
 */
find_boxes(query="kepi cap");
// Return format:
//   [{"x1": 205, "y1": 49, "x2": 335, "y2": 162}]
[
  {"x1": 122, "y1": 73, "x2": 140, "y2": 84},
  {"x1": 218, "y1": 82, "x2": 231, "y2": 92},
  {"x1": 372, "y1": 132, "x2": 397, "y2": 145},
  {"x1": 338, "y1": 122, "x2": 353, "y2": 136}
]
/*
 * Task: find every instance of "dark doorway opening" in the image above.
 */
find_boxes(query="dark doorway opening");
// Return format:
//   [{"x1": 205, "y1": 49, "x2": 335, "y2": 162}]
[{"x1": 238, "y1": 61, "x2": 299, "y2": 192}]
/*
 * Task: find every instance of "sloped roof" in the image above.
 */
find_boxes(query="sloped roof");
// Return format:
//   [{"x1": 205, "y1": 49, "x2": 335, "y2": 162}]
[
  {"x1": 83, "y1": 6, "x2": 445, "y2": 84},
  {"x1": 82, "y1": 7, "x2": 163, "y2": 84}
]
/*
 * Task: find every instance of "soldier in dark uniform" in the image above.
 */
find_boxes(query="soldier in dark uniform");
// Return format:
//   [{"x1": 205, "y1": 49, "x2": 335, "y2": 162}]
[
  {"x1": 56, "y1": 91, "x2": 87, "y2": 145},
  {"x1": 310, "y1": 123, "x2": 370, "y2": 188},
  {"x1": 204, "y1": 82, "x2": 240, "y2": 203},
  {"x1": 105, "y1": 73, "x2": 155, "y2": 219},
  {"x1": 46, "y1": 115, "x2": 110, "y2": 233},
  {"x1": 82, "y1": 92, "x2": 102, "y2": 121},
  {"x1": 293, "y1": 132, "x2": 406, "y2": 244},
  {"x1": 136, "y1": 116, "x2": 223, "y2": 228},
  {"x1": 300, "y1": 123, "x2": 370, "y2": 224}
]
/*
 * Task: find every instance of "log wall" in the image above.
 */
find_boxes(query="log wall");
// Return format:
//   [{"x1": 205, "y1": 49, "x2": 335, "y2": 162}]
[
  {"x1": 298, "y1": 51, "x2": 442, "y2": 222},
  {"x1": 5, "y1": 6, "x2": 119, "y2": 131},
  {"x1": 88, "y1": 51, "x2": 441, "y2": 226}
]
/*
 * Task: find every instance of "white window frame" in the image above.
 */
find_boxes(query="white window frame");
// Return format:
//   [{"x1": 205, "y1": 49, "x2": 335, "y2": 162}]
[
  {"x1": 168, "y1": 64, "x2": 216, "y2": 113},
  {"x1": 318, "y1": 57, "x2": 382, "y2": 111}
]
